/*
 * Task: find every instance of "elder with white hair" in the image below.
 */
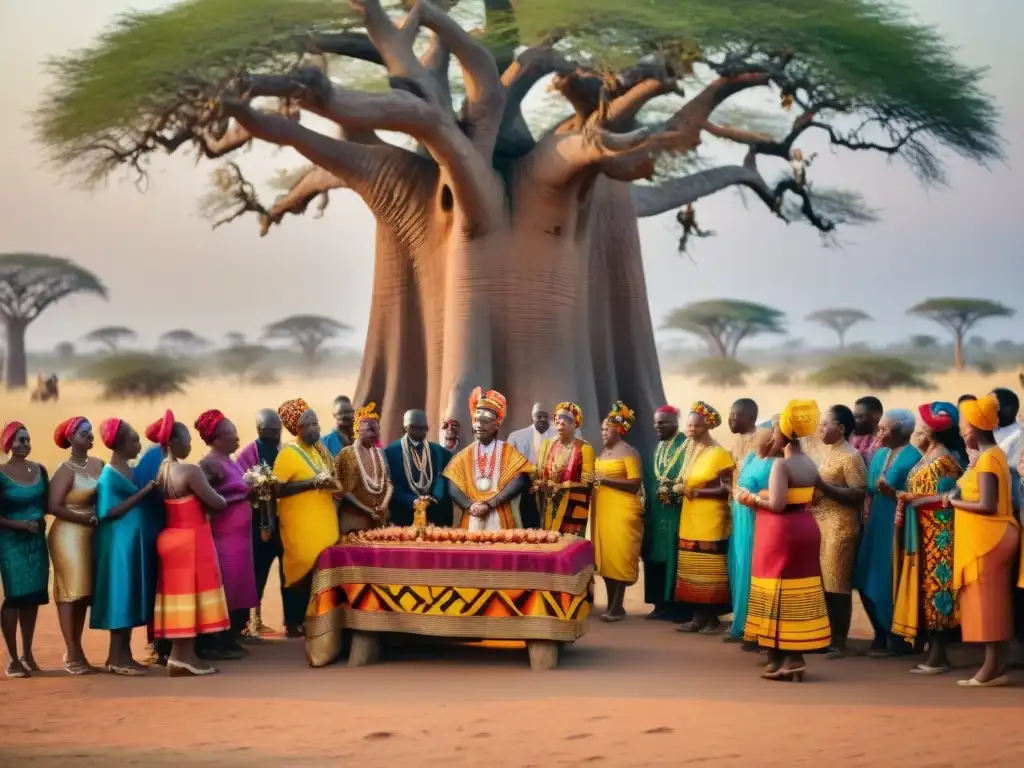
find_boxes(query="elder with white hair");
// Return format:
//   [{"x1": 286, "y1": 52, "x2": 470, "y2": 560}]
[{"x1": 853, "y1": 408, "x2": 923, "y2": 658}]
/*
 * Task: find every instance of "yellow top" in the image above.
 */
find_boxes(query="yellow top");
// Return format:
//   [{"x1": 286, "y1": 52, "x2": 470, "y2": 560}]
[
  {"x1": 786, "y1": 486, "x2": 815, "y2": 505},
  {"x1": 679, "y1": 444, "x2": 735, "y2": 542},
  {"x1": 273, "y1": 441, "x2": 340, "y2": 587},
  {"x1": 953, "y1": 446, "x2": 1024, "y2": 591}
]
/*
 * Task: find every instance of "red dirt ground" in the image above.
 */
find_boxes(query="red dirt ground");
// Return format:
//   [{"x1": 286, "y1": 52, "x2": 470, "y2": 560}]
[{"x1": 1, "y1": 574, "x2": 1021, "y2": 766}]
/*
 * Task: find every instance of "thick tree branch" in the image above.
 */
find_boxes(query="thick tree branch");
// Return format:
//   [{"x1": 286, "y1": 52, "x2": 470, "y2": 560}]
[
  {"x1": 606, "y1": 78, "x2": 679, "y2": 131},
  {"x1": 260, "y1": 167, "x2": 349, "y2": 236},
  {"x1": 496, "y1": 44, "x2": 575, "y2": 155},
  {"x1": 529, "y1": 125, "x2": 666, "y2": 188},
  {"x1": 307, "y1": 32, "x2": 384, "y2": 65}
]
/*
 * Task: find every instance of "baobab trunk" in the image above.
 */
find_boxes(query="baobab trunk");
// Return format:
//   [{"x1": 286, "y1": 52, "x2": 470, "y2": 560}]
[
  {"x1": 954, "y1": 332, "x2": 965, "y2": 371},
  {"x1": 4, "y1": 318, "x2": 28, "y2": 389}
]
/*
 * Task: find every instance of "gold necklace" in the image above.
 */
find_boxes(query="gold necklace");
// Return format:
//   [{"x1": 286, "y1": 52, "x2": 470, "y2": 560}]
[
  {"x1": 679, "y1": 441, "x2": 710, "y2": 487},
  {"x1": 654, "y1": 435, "x2": 686, "y2": 481}
]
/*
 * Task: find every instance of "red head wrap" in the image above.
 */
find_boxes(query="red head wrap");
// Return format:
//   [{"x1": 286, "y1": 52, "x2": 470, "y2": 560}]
[
  {"x1": 194, "y1": 409, "x2": 226, "y2": 445},
  {"x1": 99, "y1": 418, "x2": 122, "y2": 450},
  {"x1": 1, "y1": 421, "x2": 25, "y2": 454},
  {"x1": 656, "y1": 405, "x2": 680, "y2": 416},
  {"x1": 53, "y1": 416, "x2": 87, "y2": 449},
  {"x1": 918, "y1": 401, "x2": 956, "y2": 433},
  {"x1": 145, "y1": 410, "x2": 175, "y2": 447}
]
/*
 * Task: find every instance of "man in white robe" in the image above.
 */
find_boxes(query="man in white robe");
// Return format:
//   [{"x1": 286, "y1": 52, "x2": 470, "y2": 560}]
[{"x1": 507, "y1": 404, "x2": 555, "y2": 528}]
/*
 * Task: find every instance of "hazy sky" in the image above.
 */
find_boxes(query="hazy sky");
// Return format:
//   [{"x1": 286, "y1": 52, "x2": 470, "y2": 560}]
[{"x1": 2, "y1": 0, "x2": 1022, "y2": 353}]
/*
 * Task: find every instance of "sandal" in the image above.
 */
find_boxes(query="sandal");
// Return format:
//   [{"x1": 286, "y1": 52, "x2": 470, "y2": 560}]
[
  {"x1": 698, "y1": 623, "x2": 722, "y2": 636},
  {"x1": 600, "y1": 613, "x2": 626, "y2": 623},
  {"x1": 106, "y1": 663, "x2": 149, "y2": 677},
  {"x1": 909, "y1": 663, "x2": 950, "y2": 676},
  {"x1": 63, "y1": 654, "x2": 94, "y2": 676},
  {"x1": 676, "y1": 621, "x2": 700, "y2": 633},
  {"x1": 19, "y1": 655, "x2": 41, "y2": 673},
  {"x1": 956, "y1": 675, "x2": 1009, "y2": 688},
  {"x1": 6, "y1": 660, "x2": 29, "y2": 678}
]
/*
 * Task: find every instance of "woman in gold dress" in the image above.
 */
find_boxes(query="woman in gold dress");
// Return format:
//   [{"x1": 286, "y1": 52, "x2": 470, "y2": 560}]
[
  {"x1": 47, "y1": 417, "x2": 103, "y2": 675},
  {"x1": 675, "y1": 402, "x2": 735, "y2": 634},
  {"x1": 591, "y1": 401, "x2": 643, "y2": 621},
  {"x1": 812, "y1": 405, "x2": 867, "y2": 659},
  {"x1": 536, "y1": 402, "x2": 595, "y2": 536}
]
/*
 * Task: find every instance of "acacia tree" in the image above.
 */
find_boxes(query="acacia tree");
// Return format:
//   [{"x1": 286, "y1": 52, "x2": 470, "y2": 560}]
[
  {"x1": 908, "y1": 298, "x2": 1014, "y2": 371},
  {"x1": 663, "y1": 299, "x2": 785, "y2": 359},
  {"x1": 263, "y1": 314, "x2": 349, "y2": 367},
  {"x1": 219, "y1": 343, "x2": 270, "y2": 387},
  {"x1": 34, "y1": 0, "x2": 1001, "y2": 449},
  {"x1": 82, "y1": 325, "x2": 138, "y2": 354},
  {"x1": 159, "y1": 328, "x2": 211, "y2": 356},
  {"x1": 806, "y1": 307, "x2": 871, "y2": 349},
  {"x1": 0, "y1": 253, "x2": 108, "y2": 389}
]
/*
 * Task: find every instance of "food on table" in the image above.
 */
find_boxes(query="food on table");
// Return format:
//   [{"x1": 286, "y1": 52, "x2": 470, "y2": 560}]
[{"x1": 344, "y1": 526, "x2": 564, "y2": 545}]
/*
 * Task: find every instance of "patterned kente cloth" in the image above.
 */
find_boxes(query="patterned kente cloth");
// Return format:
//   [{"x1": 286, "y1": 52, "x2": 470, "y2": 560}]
[{"x1": 304, "y1": 537, "x2": 595, "y2": 666}]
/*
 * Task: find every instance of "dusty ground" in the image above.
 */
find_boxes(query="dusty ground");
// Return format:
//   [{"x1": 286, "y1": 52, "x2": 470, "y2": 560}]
[{"x1": 1, "y1": 570, "x2": 1021, "y2": 767}]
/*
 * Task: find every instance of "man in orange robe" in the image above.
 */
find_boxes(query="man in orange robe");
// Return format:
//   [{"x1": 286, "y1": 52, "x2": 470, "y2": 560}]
[{"x1": 444, "y1": 387, "x2": 532, "y2": 530}]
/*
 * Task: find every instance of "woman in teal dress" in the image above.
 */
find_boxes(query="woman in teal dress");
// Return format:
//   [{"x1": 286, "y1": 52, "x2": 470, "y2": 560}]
[
  {"x1": 726, "y1": 424, "x2": 776, "y2": 642},
  {"x1": 91, "y1": 419, "x2": 158, "y2": 675},
  {"x1": 853, "y1": 409, "x2": 922, "y2": 656},
  {"x1": 0, "y1": 422, "x2": 50, "y2": 678}
]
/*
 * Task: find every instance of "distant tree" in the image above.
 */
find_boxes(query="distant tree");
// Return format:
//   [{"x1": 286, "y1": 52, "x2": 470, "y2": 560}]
[
  {"x1": 908, "y1": 298, "x2": 1014, "y2": 371},
  {"x1": 219, "y1": 343, "x2": 269, "y2": 387},
  {"x1": 806, "y1": 308, "x2": 872, "y2": 349},
  {"x1": 689, "y1": 357, "x2": 750, "y2": 387},
  {"x1": 263, "y1": 314, "x2": 350, "y2": 368},
  {"x1": 966, "y1": 335, "x2": 987, "y2": 351},
  {"x1": 54, "y1": 341, "x2": 76, "y2": 361},
  {"x1": 85, "y1": 352, "x2": 191, "y2": 400},
  {"x1": 809, "y1": 354, "x2": 931, "y2": 391},
  {"x1": 0, "y1": 253, "x2": 107, "y2": 389},
  {"x1": 159, "y1": 329, "x2": 211, "y2": 356},
  {"x1": 82, "y1": 325, "x2": 137, "y2": 353},
  {"x1": 909, "y1": 334, "x2": 939, "y2": 350},
  {"x1": 764, "y1": 370, "x2": 791, "y2": 386},
  {"x1": 662, "y1": 300, "x2": 785, "y2": 359},
  {"x1": 974, "y1": 359, "x2": 997, "y2": 377},
  {"x1": 224, "y1": 331, "x2": 247, "y2": 348}
]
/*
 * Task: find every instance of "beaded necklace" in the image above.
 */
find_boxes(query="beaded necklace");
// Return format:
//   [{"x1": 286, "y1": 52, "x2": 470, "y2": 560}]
[
  {"x1": 654, "y1": 434, "x2": 687, "y2": 482},
  {"x1": 401, "y1": 435, "x2": 433, "y2": 495},
  {"x1": 355, "y1": 443, "x2": 387, "y2": 495}
]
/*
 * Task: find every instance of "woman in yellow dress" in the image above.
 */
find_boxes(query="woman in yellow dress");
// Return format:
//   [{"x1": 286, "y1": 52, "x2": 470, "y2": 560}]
[
  {"x1": 272, "y1": 398, "x2": 339, "y2": 638},
  {"x1": 675, "y1": 401, "x2": 735, "y2": 634},
  {"x1": 47, "y1": 416, "x2": 103, "y2": 675},
  {"x1": 536, "y1": 402, "x2": 595, "y2": 536},
  {"x1": 591, "y1": 401, "x2": 643, "y2": 622},
  {"x1": 937, "y1": 394, "x2": 1022, "y2": 687}
]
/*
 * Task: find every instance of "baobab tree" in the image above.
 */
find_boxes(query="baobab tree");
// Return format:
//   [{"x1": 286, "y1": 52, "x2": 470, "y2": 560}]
[
  {"x1": 81, "y1": 325, "x2": 138, "y2": 354},
  {"x1": 34, "y1": 0, "x2": 1002, "y2": 449},
  {"x1": 263, "y1": 314, "x2": 349, "y2": 367},
  {"x1": 159, "y1": 328, "x2": 211, "y2": 356},
  {"x1": 908, "y1": 298, "x2": 1014, "y2": 371},
  {"x1": 0, "y1": 253, "x2": 107, "y2": 389},
  {"x1": 806, "y1": 308, "x2": 871, "y2": 350},
  {"x1": 663, "y1": 300, "x2": 786, "y2": 359}
]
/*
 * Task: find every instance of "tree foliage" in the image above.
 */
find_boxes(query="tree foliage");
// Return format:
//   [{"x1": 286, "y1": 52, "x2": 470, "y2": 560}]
[
  {"x1": 806, "y1": 307, "x2": 871, "y2": 349},
  {"x1": 85, "y1": 352, "x2": 192, "y2": 400},
  {"x1": 663, "y1": 300, "x2": 785, "y2": 358},
  {"x1": 81, "y1": 325, "x2": 138, "y2": 353},
  {"x1": 218, "y1": 343, "x2": 270, "y2": 386},
  {"x1": 688, "y1": 356, "x2": 750, "y2": 387},
  {"x1": 809, "y1": 353, "x2": 931, "y2": 391},
  {"x1": 907, "y1": 298, "x2": 1014, "y2": 370},
  {"x1": 159, "y1": 328, "x2": 211, "y2": 355},
  {"x1": 263, "y1": 314, "x2": 349, "y2": 367},
  {"x1": 54, "y1": 341, "x2": 76, "y2": 360}
]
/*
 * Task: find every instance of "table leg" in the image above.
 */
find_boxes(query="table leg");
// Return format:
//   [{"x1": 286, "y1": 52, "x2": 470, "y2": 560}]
[
  {"x1": 347, "y1": 631, "x2": 382, "y2": 668},
  {"x1": 527, "y1": 640, "x2": 560, "y2": 671}
]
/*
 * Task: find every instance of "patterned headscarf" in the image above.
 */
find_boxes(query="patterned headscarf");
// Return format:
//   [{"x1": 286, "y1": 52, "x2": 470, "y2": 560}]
[
  {"x1": 353, "y1": 401, "x2": 381, "y2": 434},
  {"x1": 918, "y1": 401, "x2": 958, "y2": 433},
  {"x1": 554, "y1": 401, "x2": 583, "y2": 428},
  {"x1": 469, "y1": 387, "x2": 507, "y2": 425},
  {"x1": 278, "y1": 398, "x2": 311, "y2": 437},
  {"x1": 53, "y1": 416, "x2": 87, "y2": 449},
  {"x1": 194, "y1": 409, "x2": 226, "y2": 445},
  {"x1": 99, "y1": 418, "x2": 122, "y2": 450},
  {"x1": 960, "y1": 394, "x2": 999, "y2": 431},
  {"x1": 779, "y1": 400, "x2": 820, "y2": 439},
  {"x1": 690, "y1": 401, "x2": 722, "y2": 429},
  {"x1": 606, "y1": 401, "x2": 636, "y2": 434},
  {"x1": 145, "y1": 409, "x2": 175, "y2": 447},
  {"x1": 1, "y1": 421, "x2": 25, "y2": 454}
]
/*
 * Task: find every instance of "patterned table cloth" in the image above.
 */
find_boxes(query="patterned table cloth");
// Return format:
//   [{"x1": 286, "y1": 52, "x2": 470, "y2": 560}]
[{"x1": 304, "y1": 536, "x2": 595, "y2": 667}]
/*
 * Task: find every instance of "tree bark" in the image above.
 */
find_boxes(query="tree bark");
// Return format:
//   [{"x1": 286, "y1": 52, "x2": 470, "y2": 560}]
[
  {"x1": 954, "y1": 330, "x2": 965, "y2": 371},
  {"x1": 4, "y1": 317, "x2": 28, "y2": 390}
]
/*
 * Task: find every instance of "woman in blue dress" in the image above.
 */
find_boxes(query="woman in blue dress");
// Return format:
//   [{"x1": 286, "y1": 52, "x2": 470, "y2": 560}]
[
  {"x1": 0, "y1": 422, "x2": 50, "y2": 678},
  {"x1": 91, "y1": 419, "x2": 159, "y2": 675},
  {"x1": 726, "y1": 421, "x2": 776, "y2": 643},
  {"x1": 853, "y1": 409, "x2": 922, "y2": 656}
]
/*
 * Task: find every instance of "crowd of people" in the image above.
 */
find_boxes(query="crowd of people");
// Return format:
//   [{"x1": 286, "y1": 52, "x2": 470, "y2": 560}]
[{"x1": 1, "y1": 383, "x2": 1022, "y2": 685}]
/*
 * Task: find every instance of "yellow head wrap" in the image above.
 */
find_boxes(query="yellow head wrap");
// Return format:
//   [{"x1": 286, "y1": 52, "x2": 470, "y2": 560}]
[
  {"x1": 353, "y1": 401, "x2": 381, "y2": 433},
  {"x1": 690, "y1": 401, "x2": 722, "y2": 429},
  {"x1": 779, "y1": 399, "x2": 820, "y2": 439},
  {"x1": 555, "y1": 401, "x2": 583, "y2": 428},
  {"x1": 277, "y1": 398, "x2": 310, "y2": 437},
  {"x1": 960, "y1": 394, "x2": 999, "y2": 431},
  {"x1": 606, "y1": 400, "x2": 636, "y2": 434}
]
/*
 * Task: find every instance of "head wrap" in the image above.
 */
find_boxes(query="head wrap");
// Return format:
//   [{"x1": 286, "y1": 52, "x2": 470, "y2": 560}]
[
  {"x1": 690, "y1": 401, "x2": 722, "y2": 429},
  {"x1": 918, "y1": 401, "x2": 958, "y2": 433},
  {"x1": 194, "y1": 409, "x2": 226, "y2": 445},
  {"x1": 145, "y1": 409, "x2": 175, "y2": 447},
  {"x1": 278, "y1": 398, "x2": 311, "y2": 437},
  {"x1": 99, "y1": 418, "x2": 122, "y2": 450},
  {"x1": 53, "y1": 416, "x2": 87, "y2": 449},
  {"x1": 554, "y1": 401, "x2": 583, "y2": 428},
  {"x1": 1, "y1": 421, "x2": 25, "y2": 454},
  {"x1": 655, "y1": 405, "x2": 680, "y2": 417},
  {"x1": 606, "y1": 401, "x2": 636, "y2": 435},
  {"x1": 469, "y1": 387, "x2": 507, "y2": 425},
  {"x1": 354, "y1": 402, "x2": 381, "y2": 434},
  {"x1": 960, "y1": 394, "x2": 999, "y2": 432},
  {"x1": 779, "y1": 400, "x2": 820, "y2": 439}
]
